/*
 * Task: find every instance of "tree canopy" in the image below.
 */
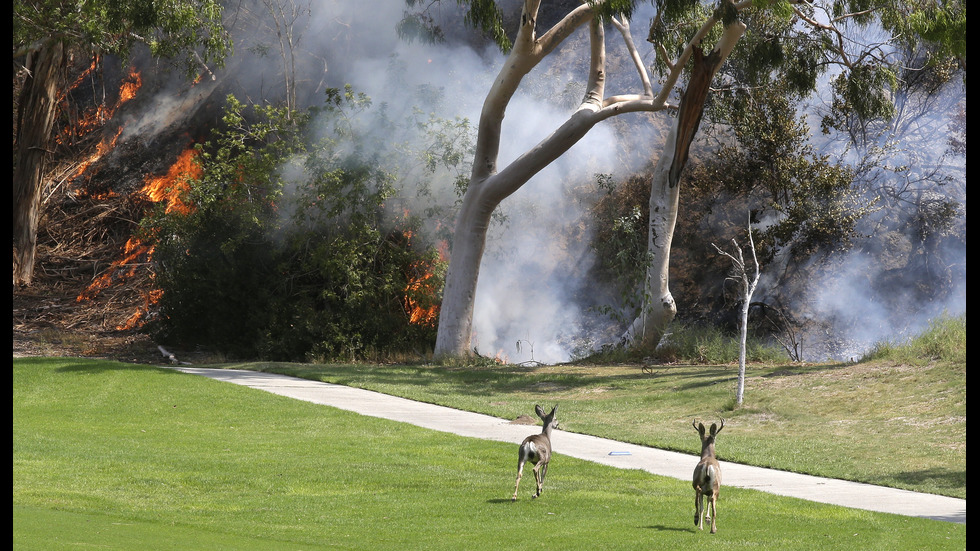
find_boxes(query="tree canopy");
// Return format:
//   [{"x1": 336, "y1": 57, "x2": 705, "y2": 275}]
[
  {"x1": 397, "y1": 0, "x2": 965, "y2": 359},
  {"x1": 13, "y1": 0, "x2": 230, "y2": 72}
]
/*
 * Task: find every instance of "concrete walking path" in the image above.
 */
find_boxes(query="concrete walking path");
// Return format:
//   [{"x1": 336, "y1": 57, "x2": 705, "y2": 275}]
[{"x1": 173, "y1": 367, "x2": 965, "y2": 525}]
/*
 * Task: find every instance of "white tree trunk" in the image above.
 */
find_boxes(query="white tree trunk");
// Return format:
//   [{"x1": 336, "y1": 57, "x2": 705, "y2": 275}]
[
  {"x1": 712, "y1": 229, "x2": 760, "y2": 406},
  {"x1": 433, "y1": 1, "x2": 746, "y2": 358},
  {"x1": 621, "y1": 132, "x2": 681, "y2": 349},
  {"x1": 621, "y1": 19, "x2": 746, "y2": 352},
  {"x1": 435, "y1": 2, "x2": 607, "y2": 357},
  {"x1": 737, "y1": 295, "x2": 749, "y2": 404}
]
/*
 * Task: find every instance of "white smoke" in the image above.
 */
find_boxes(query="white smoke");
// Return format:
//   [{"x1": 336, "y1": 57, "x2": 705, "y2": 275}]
[
  {"x1": 162, "y1": 1, "x2": 963, "y2": 364},
  {"x1": 290, "y1": 2, "x2": 633, "y2": 364}
]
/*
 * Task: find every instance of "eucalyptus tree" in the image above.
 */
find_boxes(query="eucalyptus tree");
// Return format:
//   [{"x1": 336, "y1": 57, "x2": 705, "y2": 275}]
[
  {"x1": 13, "y1": 0, "x2": 230, "y2": 286},
  {"x1": 406, "y1": 0, "x2": 749, "y2": 357},
  {"x1": 404, "y1": 0, "x2": 964, "y2": 358}
]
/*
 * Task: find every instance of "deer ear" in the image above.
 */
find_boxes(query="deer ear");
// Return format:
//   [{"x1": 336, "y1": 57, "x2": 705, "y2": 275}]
[{"x1": 535, "y1": 405, "x2": 546, "y2": 418}]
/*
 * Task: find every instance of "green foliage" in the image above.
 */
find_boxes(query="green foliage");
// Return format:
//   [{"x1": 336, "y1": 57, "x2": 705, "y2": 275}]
[
  {"x1": 588, "y1": 0, "x2": 644, "y2": 21},
  {"x1": 882, "y1": 1, "x2": 967, "y2": 62},
  {"x1": 709, "y1": 79, "x2": 873, "y2": 263},
  {"x1": 586, "y1": 173, "x2": 652, "y2": 323},
  {"x1": 145, "y1": 89, "x2": 445, "y2": 361},
  {"x1": 863, "y1": 312, "x2": 966, "y2": 365},
  {"x1": 821, "y1": 63, "x2": 898, "y2": 137},
  {"x1": 399, "y1": 0, "x2": 511, "y2": 52},
  {"x1": 13, "y1": 0, "x2": 230, "y2": 77},
  {"x1": 817, "y1": 2, "x2": 964, "y2": 144},
  {"x1": 647, "y1": 1, "x2": 715, "y2": 72},
  {"x1": 653, "y1": 0, "x2": 702, "y2": 23},
  {"x1": 462, "y1": 0, "x2": 511, "y2": 51},
  {"x1": 730, "y1": 5, "x2": 820, "y2": 96},
  {"x1": 752, "y1": 0, "x2": 796, "y2": 20},
  {"x1": 396, "y1": 11, "x2": 446, "y2": 46}
]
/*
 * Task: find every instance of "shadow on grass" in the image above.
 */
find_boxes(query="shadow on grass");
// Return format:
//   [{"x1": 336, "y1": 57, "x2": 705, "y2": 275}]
[
  {"x1": 253, "y1": 361, "x2": 746, "y2": 398},
  {"x1": 645, "y1": 524, "x2": 692, "y2": 532},
  {"x1": 760, "y1": 362, "x2": 858, "y2": 378},
  {"x1": 888, "y1": 468, "x2": 966, "y2": 493},
  {"x1": 259, "y1": 360, "x2": 868, "y2": 399},
  {"x1": 17, "y1": 356, "x2": 176, "y2": 375}
]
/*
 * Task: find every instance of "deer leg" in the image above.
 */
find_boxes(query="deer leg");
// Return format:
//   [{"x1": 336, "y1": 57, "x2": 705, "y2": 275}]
[
  {"x1": 512, "y1": 459, "x2": 526, "y2": 501},
  {"x1": 537, "y1": 462, "x2": 549, "y2": 496},
  {"x1": 694, "y1": 490, "x2": 703, "y2": 529},
  {"x1": 709, "y1": 494, "x2": 718, "y2": 534},
  {"x1": 532, "y1": 463, "x2": 543, "y2": 498}
]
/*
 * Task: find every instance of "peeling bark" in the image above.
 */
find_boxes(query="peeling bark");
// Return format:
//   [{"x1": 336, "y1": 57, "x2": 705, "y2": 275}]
[{"x1": 622, "y1": 19, "x2": 746, "y2": 351}]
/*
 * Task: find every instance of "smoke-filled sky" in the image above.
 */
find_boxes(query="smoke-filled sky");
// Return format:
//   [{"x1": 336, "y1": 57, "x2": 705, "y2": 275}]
[{"x1": 146, "y1": 0, "x2": 963, "y2": 363}]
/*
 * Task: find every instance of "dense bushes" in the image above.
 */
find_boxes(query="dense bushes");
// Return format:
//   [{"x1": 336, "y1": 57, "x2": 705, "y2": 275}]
[{"x1": 143, "y1": 91, "x2": 445, "y2": 361}]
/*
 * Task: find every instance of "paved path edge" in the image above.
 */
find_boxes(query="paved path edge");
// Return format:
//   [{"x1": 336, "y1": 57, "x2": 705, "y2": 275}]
[{"x1": 172, "y1": 367, "x2": 965, "y2": 525}]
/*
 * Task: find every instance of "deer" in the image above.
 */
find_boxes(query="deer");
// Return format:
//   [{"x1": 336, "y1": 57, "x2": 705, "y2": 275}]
[
  {"x1": 511, "y1": 404, "x2": 558, "y2": 501},
  {"x1": 692, "y1": 418, "x2": 724, "y2": 533}
]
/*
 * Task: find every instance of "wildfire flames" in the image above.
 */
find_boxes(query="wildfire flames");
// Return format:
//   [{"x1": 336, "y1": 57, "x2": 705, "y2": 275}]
[
  {"x1": 70, "y1": 61, "x2": 444, "y2": 335},
  {"x1": 405, "y1": 265, "x2": 440, "y2": 325},
  {"x1": 142, "y1": 147, "x2": 199, "y2": 216},
  {"x1": 76, "y1": 145, "x2": 201, "y2": 330},
  {"x1": 60, "y1": 62, "x2": 142, "y2": 187},
  {"x1": 65, "y1": 58, "x2": 207, "y2": 331},
  {"x1": 401, "y1": 228, "x2": 446, "y2": 327}
]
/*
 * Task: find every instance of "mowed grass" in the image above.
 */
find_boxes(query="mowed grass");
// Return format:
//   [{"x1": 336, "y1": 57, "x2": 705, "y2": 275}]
[
  {"x1": 13, "y1": 358, "x2": 964, "y2": 550},
  {"x1": 250, "y1": 357, "x2": 965, "y2": 500}
]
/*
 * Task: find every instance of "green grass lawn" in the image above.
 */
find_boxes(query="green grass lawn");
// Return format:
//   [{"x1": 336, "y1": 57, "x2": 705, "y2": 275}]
[
  {"x1": 247, "y1": 357, "x2": 966, "y2": 500},
  {"x1": 13, "y1": 357, "x2": 964, "y2": 550}
]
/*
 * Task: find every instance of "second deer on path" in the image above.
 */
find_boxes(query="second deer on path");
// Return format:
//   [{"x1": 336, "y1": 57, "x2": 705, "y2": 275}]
[
  {"x1": 692, "y1": 419, "x2": 724, "y2": 533},
  {"x1": 511, "y1": 404, "x2": 558, "y2": 501}
]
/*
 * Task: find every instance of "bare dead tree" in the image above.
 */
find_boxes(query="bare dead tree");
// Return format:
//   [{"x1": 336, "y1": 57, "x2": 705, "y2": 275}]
[{"x1": 711, "y1": 213, "x2": 759, "y2": 406}]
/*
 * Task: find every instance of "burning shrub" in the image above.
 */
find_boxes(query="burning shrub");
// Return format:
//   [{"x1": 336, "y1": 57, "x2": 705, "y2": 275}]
[{"x1": 144, "y1": 91, "x2": 444, "y2": 361}]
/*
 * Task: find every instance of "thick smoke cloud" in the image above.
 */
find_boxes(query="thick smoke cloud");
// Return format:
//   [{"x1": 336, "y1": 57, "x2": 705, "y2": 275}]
[
  {"x1": 285, "y1": 1, "x2": 629, "y2": 363},
  {"x1": 152, "y1": 1, "x2": 963, "y2": 363}
]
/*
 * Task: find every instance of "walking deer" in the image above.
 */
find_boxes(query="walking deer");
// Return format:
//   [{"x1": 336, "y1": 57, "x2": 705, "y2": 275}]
[
  {"x1": 692, "y1": 419, "x2": 724, "y2": 533},
  {"x1": 511, "y1": 404, "x2": 558, "y2": 501}
]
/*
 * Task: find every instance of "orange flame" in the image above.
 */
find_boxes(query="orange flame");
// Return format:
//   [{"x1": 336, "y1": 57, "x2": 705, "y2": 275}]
[
  {"x1": 76, "y1": 236, "x2": 152, "y2": 302},
  {"x1": 117, "y1": 288, "x2": 164, "y2": 331},
  {"x1": 66, "y1": 56, "x2": 100, "y2": 93},
  {"x1": 117, "y1": 69, "x2": 142, "y2": 103},
  {"x1": 62, "y1": 67, "x2": 142, "y2": 183},
  {"x1": 141, "y1": 147, "x2": 200, "y2": 215},
  {"x1": 68, "y1": 66, "x2": 198, "y2": 332},
  {"x1": 405, "y1": 263, "x2": 440, "y2": 325},
  {"x1": 401, "y1": 225, "x2": 447, "y2": 326},
  {"x1": 78, "y1": 145, "x2": 201, "y2": 331},
  {"x1": 70, "y1": 126, "x2": 123, "y2": 183}
]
